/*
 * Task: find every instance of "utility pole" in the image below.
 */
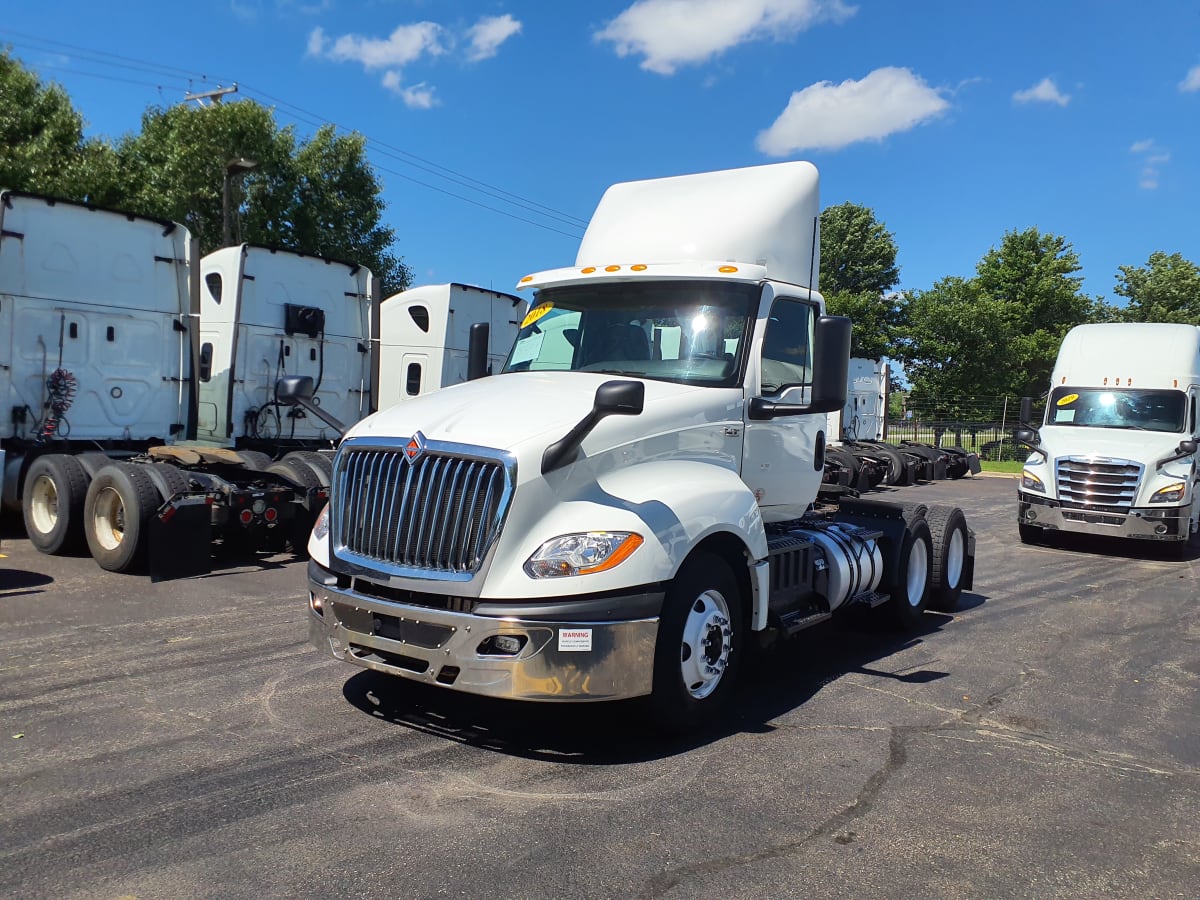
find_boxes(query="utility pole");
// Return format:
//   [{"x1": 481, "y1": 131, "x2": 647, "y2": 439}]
[
  {"x1": 222, "y1": 158, "x2": 259, "y2": 248},
  {"x1": 185, "y1": 83, "x2": 239, "y2": 107}
]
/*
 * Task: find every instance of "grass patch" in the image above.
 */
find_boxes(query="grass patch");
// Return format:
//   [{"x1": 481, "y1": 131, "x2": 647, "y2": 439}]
[{"x1": 980, "y1": 460, "x2": 1024, "y2": 474}]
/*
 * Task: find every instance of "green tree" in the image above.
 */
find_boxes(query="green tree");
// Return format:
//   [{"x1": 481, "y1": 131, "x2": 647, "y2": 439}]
[
  {"x1": 897, "y1": 228, "x2": 1099, "y2": 406},
  {"x1": 819, "y1": 202, "x2": 902, "y2": 358},
  {"x1": 116, "y1": 102, "x2": 410, "y2": 295},
  {"x1": 1, "y1": 49, "x2": 88, "y2": 195},
  {"x1": 1113, "y1": 251, "x2": 1200, "y2": 324}
]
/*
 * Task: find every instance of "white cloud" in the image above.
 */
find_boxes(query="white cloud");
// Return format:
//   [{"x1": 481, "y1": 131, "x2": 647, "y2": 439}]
[
  {"x1": 1013, "y1": 77, "x2": 1070, "y2": 107},
  {"x1": 1181, "y1": 64, "x2": 1200, "y2": 92},
  {"x1": 382, "y1": 71, "x2": 439, "y2": 109},
  {"x1": 1130, "y1": 139, "x2": 1169, "y2": 190},
  {"x1": 466, "y1": 14, "x2": 522, "y2": 62},
  {"x1": 307, "y1": 15, "x2": 520, "y2": 107},
  {"x1": 312, "y1": 22, "x2": 446, "y2": 69},
  {"x1": 756, "y1": 66, "x2": 947, "y2": 155},
  {"x1": 230, "y1": 1, "x2": 259, "y2": 22},
  {"x1": 596, "y1": 0, "x2": 856, "y2": 75}
]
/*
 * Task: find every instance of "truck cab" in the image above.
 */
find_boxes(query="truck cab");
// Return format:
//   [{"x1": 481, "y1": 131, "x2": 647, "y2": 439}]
[
  {"x1": 306, "y1": 163, "x2": 973, "y2": 730},
  {"x1": 1017, "y1": 323, "x2": 1200, "y2": 553}
]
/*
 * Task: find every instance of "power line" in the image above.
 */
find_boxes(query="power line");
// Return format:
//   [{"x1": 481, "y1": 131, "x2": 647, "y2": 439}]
[{"x1": 1, "y1": 29, "x2": 588, "y2": 236}]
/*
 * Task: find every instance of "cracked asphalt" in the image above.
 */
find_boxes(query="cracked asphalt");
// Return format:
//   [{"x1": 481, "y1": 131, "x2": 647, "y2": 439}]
[{"x1": 1, "y1": 474, "x2": 1197, "y2": 899}]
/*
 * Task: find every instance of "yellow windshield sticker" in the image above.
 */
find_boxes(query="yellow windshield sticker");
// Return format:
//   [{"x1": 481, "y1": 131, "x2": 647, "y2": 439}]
[
  {"x1": 521, "y1": 302, "x2": 553, "y2": 329},
  {"x1": 1057, "y1": 393, "x2": 1079, "y2": 406}
]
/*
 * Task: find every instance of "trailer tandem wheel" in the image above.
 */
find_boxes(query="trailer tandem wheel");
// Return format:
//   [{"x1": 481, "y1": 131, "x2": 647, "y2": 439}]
[
  {"x1": 84, "y1": 462, "x2": 160, "y2": 572},
  {"x1": 885, "y1": 516, "x2": 933, "y2": 629},
  {"x1": 926, "y1": 505, "x2": 969, "y2": 612},
  {"x1": 22, "y1": 454, "x2": 90, "y2": 554}
]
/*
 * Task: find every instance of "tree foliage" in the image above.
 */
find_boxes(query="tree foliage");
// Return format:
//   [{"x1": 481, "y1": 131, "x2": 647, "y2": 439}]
[
  {"x1": 0, "y1": 52, "x2": 409, "y2": 294},
  {"x1": 896, "y1": 228, "x2": 1100, "y2": 410},
  {"x1": 1113, "y1": 251, "x2": 1200, "y2": 324},
  {"x1": 820, "y1": 203, "x2": 902, "y2": 358}
]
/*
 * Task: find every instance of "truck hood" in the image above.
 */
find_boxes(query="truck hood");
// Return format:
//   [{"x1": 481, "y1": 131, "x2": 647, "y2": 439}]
[
  {"x1": 1037, "y1": 426, "x2": 1188, "y2": 464},
  {"x1": 346, "y1": 371, "x2": 732, "y2": 462}
]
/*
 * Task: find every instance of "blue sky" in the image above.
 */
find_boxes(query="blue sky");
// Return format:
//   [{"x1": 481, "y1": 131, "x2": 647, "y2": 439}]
[{"x1": 3, "y1": 1, "x2": 1198, "y2": 302}]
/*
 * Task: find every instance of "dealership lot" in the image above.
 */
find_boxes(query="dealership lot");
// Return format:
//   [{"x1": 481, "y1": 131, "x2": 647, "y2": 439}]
[{"x1": 1, "y1": 474, "x2": 1197, "y2": 899}]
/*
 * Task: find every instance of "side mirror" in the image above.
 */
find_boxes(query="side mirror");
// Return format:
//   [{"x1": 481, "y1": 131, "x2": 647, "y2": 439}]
[
  {"x1": 1019, "y1": 396, "x2": 1033, "y2": 426},
  {"x1": 542, "y1": 380, "x2": 644, "y2": 473},
  {"x1": 276, "y1": 374, "x2": 315, "y2": 404},
  {"x1": 1014, "y1": 427, "x2": 1039, "y2": 447},
  {"x1": 467, "y1": 322, "x2": 490, "y2": 381},
  {"x1": 594, "y1": 379, "x2": 645, "y2": 416},
  {"x1": 1179, "y1": 439, "x2": 1198, "y2": 455},
  {"x1": 748, "y1": 315, "x2": 851, "y2": 420}
]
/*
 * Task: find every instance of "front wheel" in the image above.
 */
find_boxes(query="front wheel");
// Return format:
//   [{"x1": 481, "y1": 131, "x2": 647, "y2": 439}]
[{"x1": 649, "y1": 553, "x2": 743, "y2": 733}]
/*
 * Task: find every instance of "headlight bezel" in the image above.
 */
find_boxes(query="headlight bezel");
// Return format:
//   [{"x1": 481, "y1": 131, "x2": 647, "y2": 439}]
[
  {"x1": 524, "y1": 531, "x2": 644, "y2": 579},
  {"x1": 1149, "y1": 482, "x2": 1187, "y2": 504},
  {"x1": 1021, "y1": 469, "x2": 1045, "y2": 492}
]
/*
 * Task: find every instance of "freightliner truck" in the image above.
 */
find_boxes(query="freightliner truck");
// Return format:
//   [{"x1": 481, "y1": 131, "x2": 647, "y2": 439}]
[
  {"x1": 1016, "y1": 322, "x2": 1200, "y2": 556},
  {"x1": 300, "y1": 162, "x2": 976, "y2": 730}
]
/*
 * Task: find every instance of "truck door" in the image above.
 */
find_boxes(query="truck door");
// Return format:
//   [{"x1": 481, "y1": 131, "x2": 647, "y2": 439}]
[{"x1": 742, "y1": 291, "x2": 825, "y2": 522}]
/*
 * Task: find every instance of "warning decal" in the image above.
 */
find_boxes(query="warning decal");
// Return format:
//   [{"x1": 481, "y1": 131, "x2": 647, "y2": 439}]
[{"x1": 558, "y1": 628, "x2": 593, "y2": 652}]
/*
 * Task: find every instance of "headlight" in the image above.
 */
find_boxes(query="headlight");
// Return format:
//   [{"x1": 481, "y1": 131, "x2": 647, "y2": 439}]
[
  {"x1": 312, "y1": 502, "x2": 330, "y2": 540},
  {"x1": 1021, "y1": 469, "x2": 1045, "y2": 492},
  {"x1": 1149, "y1": 482, "x2": 1186, "y2": 504},
  {"x1": 524, "y1": 531, "x2": 643, "y2": 578}
]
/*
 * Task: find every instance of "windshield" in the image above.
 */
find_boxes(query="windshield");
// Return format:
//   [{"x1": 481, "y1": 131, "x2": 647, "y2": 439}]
[
  {"x1": 502, "y1": 281, "x2": 758, "y2": 387},
  {"x1": 1046, "y1": 387, "x2": 1187, "y2": 433}
]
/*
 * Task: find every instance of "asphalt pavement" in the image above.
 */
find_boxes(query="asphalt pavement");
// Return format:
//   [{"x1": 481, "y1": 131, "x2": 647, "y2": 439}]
[{"x1": 1, "y1": 474, "x2": 1197, "y2": 899}]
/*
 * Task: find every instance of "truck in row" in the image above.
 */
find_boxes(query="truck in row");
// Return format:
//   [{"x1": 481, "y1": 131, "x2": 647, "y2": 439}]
[
  {"x1": 1016, "y1": 322, "x2": 1200, "y2": 556},
  {"x1": 296, "y1": 161, "x2": 978, "y2": 730},
  {"x1": 0, "y1": 189, "x2": 523, "y2": 578}
]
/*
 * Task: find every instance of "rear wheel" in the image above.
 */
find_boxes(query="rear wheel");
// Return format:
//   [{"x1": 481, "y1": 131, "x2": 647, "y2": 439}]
[
  {"x1": 266, "y1": 460, "x2": 323, "y2": 554},
  {"x1": 649, "y1": 553, "x2": 743, "y2": 733},
  {"x1": 886, "y1": 517, "x2": 932, "y2": 629},
  {"x1": 84, "y1": 463, "x2": 160, "y2": 572},
  {"x1": 281, "y1": 450, "x2": 332, "y2": 487},
  {"x1": 926, "y1": 505, "x2": 969, "y2": 612},
  {"x1": 22, "y1": 454, "x2": 89, "y2": 554}
]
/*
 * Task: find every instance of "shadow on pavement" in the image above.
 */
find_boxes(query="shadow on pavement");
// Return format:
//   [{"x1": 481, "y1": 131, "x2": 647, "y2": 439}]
[{"x1": 339, "y1": 597, "x2": 985, "y2": 763}]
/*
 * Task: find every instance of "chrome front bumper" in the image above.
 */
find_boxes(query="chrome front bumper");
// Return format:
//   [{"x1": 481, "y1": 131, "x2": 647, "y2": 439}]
[
  {"x1": 1018, "y1": 491, "x2": 1190, "y2": 541},
  {"x1": 308, "y1": 569, "x2": 661, "y2": 701}
]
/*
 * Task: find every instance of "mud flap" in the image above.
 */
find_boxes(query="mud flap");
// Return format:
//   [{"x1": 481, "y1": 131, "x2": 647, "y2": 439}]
[{"x1": 149, "y1": 500, "x2": 213, "y2": 582}]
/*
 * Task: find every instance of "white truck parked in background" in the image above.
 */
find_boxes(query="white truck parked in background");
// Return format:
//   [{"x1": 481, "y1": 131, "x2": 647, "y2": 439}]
[
  {"x1": 1016, "y1": 322, "x2": 1200, "y2": 555},
  {"x1": 297, "y1": 162, "x2": 976, "y2": 730}
]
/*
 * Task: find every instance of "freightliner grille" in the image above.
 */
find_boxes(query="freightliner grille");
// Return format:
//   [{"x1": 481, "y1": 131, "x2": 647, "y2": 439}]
[
  {"x1": 1055, "y1": 456, "x2": 1143, "y2": 513},
  {"x1": 332, "y1": 440, "x2": 514, "y2": 579}
]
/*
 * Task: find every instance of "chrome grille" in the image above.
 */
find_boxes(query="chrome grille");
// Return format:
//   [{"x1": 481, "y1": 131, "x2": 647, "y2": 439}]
[
  {"x1": 1055, "y1": 456, "x2": 1142, "y2": 513},
  {"x1": 332, "y1": 438, "x2": 514, "y2": 580}
]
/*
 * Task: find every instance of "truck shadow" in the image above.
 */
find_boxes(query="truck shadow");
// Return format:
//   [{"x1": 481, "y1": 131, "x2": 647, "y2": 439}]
[
  {"x1": 339, "y1": 598, "x2": 982, "y2": 763},
  {"x1": 1029, "y1": 531, "x2": 1198, "y2": 562},
  {"x1": 0, "y1": 567, "x2": 55, "y2": 598}
]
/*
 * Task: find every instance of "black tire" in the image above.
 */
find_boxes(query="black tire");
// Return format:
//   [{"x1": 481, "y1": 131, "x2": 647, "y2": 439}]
[
  {"x1": 872, "y1": 444, "x2": 910, "y2": 486},
  {"x1": 83, "y1": 463, "x2": 160, "y2": 572},
  {"x1": 236, "y1": 450, "x2": 273, "y2": 471},
  {"x1": 266, "y1": 460, "x2": 322, "y2": 554},
  {"x1": 649, "y1": 553, "x2": 743, "y2": 733},
  {"x1": 149, "y1": 463, "x2": 191, "y2": 501},
  {"x1": 22, "y1": 454, "x2": 90, "y2": 554},
  {"x1": 281, "y1": 450, "x2": 332, "y2": 487},
  {"x1": 886, "y1": 516, "x2": 933, "y2": 629},
  {"x1": 926, "y1": 505, "x2": 969, "y2": 612},
  {"x1": 899, "y1": 502, "x2": 929, "y2": 521}
]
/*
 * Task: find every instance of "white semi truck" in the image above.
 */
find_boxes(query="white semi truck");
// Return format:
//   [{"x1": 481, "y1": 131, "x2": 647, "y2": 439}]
[
  {"x1": 297, "y1": 162, "x2": 976, "y2": 730},
  {"x1": 1016, "y1": 322, "x2": 1200, "y2": 555}
]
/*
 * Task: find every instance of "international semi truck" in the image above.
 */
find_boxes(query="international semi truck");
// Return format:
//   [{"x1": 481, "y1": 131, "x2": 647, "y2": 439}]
[
  {"x1": 296, "y1": 162, "x2": 976, "y2": 731},
  {"x1": 1016, "y1": 322, "x2": 1200, "y2": 555}
]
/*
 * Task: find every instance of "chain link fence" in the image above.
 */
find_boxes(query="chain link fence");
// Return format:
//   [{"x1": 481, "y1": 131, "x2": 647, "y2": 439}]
[{"x1": 886, "y1": 395, "x2": 1045, "y2": 461}]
